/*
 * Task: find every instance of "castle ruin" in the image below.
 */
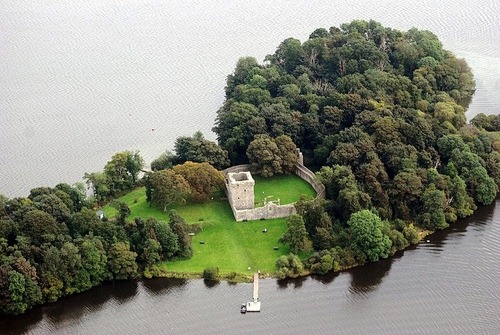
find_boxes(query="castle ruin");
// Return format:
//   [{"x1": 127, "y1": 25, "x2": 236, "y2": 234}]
[
  {"x1": 224, "y1": 160, "x2": 325, "y2": 222},
  {"x1": 226, "y1": 171, "x2": 255, "y2": 211}
]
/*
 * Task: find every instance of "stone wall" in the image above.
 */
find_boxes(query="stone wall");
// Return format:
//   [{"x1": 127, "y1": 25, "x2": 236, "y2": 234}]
[
  {"x1": 232, "y1": 203, "x2": 296, "y2": 221},
  {"x1": 294, "y1": 164, "x2": 325, "y2": 200}
]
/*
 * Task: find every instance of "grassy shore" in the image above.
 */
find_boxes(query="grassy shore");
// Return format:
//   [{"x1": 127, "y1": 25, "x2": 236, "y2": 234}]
[{"x1": 103, "y1": 173, "x2": 317, "y2": 277}]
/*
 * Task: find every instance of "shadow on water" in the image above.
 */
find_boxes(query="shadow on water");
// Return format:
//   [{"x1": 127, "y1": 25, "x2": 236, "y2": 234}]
[
  {"x1": 142, "y1": 277, "x2": 188, "y2": 296},
  {"x1": 0, "y1": 307, "x2": 43, "y2": 335},
  {"x1": 0, "y1": 280, "x2": 138, "y2": 335},
  {"x1": 311, "y1": 270, "x2": 341, "y2": 284},
  {"x1": 419, "y1": 199, "x2": 497, "y2": 248},
  {"x1": 203, "y1": 279, "x2": 221, "y2": 288},
  {"x1": 277, "y1": 275, "x2": 308, "y2": 289},
  {"x1": 45, "y1": 280, "x2": 138, "y2": 325},
  {"x1": 347, "y1": 253, "x2": 397, "y2": 294},
  {"x1": 108, "y1": 280, "x2": 139, "y2": 304}
]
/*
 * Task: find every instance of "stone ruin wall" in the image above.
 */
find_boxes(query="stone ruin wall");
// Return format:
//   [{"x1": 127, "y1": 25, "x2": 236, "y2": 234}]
[
  {"x1": 231, "y1": 203, "x2": 296, "y2": 222},
  {"x1": 223, "y1": 162, "x2": 325, "y2": 222}
]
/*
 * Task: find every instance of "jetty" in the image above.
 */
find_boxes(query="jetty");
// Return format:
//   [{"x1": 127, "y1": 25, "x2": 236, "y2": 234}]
[{"x1": 241, "y1": 272, "x2": 261, "y2": 313}]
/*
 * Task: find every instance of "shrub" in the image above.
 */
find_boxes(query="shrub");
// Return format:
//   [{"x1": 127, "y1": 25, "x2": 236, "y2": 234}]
[{"x1": 203, "y1": 267, "x2": 219, "y2": 280}]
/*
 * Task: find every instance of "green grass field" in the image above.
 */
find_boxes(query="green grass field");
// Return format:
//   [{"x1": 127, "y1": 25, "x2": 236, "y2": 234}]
[
  {"x1": 253, "y1": 174, "x2": 315, "y2": 206},
  {"x1": 102, "y1": 173, "x2": 316, "y2": 276}
]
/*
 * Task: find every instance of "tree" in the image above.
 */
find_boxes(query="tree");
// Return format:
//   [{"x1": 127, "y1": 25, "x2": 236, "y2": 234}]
[
  {"x1": 275, "y1": 253, "x2": 304, "y2": 279},
  {"x1": 55, "y1": 183, "x2": 87, "y2": 212},
  {"x1": 316, "y1": 165, "x2": 371, "y2": 221},
  {"x1": 269, "y1": 38, "x2": 304, "y2": 73},
  {"x1": 212, "y1": 101, "x2": 263, "y2": 164},
  {"x1": 31, "y1": 193, "x2": 71, "y2": 223},
  {"x1": 247, "y1": 134, "x2": 282, "y2": 176},
  {"x1": 151, "y1": 150, "x2": 175, "y2": 171},
  {"x1": 389, "y1": 171, "x2": 423, "y2": 220},
  {"x1": 148, "y1": 170, "x2": 191, "y2": 211},
  {"x1": 78, "y1": 237, "x2": 110, "y2": 286},
  {"x1": 295, "y1": 198, "x2": 333, "y2": 249},
  {"x1": 107, "y1": 242, "x2": 138, "y2": 280},
  {"x1": 84, "y1": 171, "x2": 110, "y2": 205},
  {"x1": 68, "y1": 208, "x2": 101, "y2": 238},
  {"x1": 470, "y1": 113, "x2": 494, "y2": 130},
  {"x1": 104, "y1": 151, "x2": 144, "y2": 195},
  {"x1": 275, "y1": 135, "x2": 299, "y2": 173},
  {"x1": 141, "y1": 239, "x2": 162, "y2": 268},
  {"x1": 172, "y1": 162, "x2": 225, "y2": 202},
  {"x1": 348, "y1": 210, "x2": 392, "y2": 263},
  {"x1": 20, "y1": 209, "x2": 65, "y2": 246},
  {"x1": 112, "y1": 201, "x2": 131, "y2": 225},
  {"x1": 225, "y1": 57, "x2": 261, "y2": 96},
  {"x1": 58, "y1": 241, "x2": 86, "y2": 295},
  {"x1": 420, "y1": 184, "x2": 448, "y2": 230},
  {"x1": 173, "y1": 132, "x2": 231, "y2": 170},
  {"x1": 306, "y1": 250, "x2": 337, "y2": 275},
  {"x1": 0, "y1": 256, "x2": 42, "y2": 315},
  {"x1": 280, "y1": 215, "x2": 312, "y2": 254},
  {"x1": 247, "y1": 134, "x2": 299, "y2": 176},
  {"x1": 169, "y1": 210, "x2": 192, "y2": 259},
  {"x1": 466, "y1": 166, "x2": 497, "y2": 205},
  {"x1": 145, "y1": 218, "x2": 179, "y2": 260}
]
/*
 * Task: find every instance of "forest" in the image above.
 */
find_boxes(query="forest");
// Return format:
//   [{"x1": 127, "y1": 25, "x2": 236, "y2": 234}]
[
  {"x1": 212, "y1": 19, "x2": 499, "y2": 277},
  {"x1": 1, "y1": 20, "x2": 499, "y2": 314}
]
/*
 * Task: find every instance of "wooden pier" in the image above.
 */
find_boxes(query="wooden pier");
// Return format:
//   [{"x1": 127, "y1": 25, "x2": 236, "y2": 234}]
[
  {"x1": 253, "y1": 272, "x2": 259, "y2": 301},
  {"x1": 245, "y1": 273, "x2": 261, "y2": 312}
]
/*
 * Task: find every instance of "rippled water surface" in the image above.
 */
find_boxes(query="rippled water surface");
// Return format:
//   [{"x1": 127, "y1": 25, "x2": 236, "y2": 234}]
[{"x1": 1, "y1": 0, "x2": 500, "y2": 197}]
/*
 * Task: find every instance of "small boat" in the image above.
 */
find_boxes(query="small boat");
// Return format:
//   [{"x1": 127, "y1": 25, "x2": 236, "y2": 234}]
[{"x1": 240, "y1": 303, "x2": 247, "y2": 314}]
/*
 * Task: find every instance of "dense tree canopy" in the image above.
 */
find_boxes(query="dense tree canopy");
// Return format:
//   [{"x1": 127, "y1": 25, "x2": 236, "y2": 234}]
[
  {"x1": 213, "y1": 20, "x2": 500, "y2": 276},
  {"x1": 84, "y1": 151, "x2": 145, "y2": 204},
  {"x1": 172, "y1": 161, "x2": 225, "y2": 202},
  {"x1": 246, "y1": 134, "x2": 299, "y2": 176},
  {"x1": 147, "y1": 169, "x2": 191, "y2": 211},
  {"x1": 214, "y1": 20, "x2": 475, "y2": 168},
  {"x1": 348, "y1": 210, "x2": 392, "y2": 263},
  {"x1": 0, "y1": 151, "x2": 195, "y2": 315},
  {"x1": 151, "y1": 132, "x2": 230, "y2": 171}
]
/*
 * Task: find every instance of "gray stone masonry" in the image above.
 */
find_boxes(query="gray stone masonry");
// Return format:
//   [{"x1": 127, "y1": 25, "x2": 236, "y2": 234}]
[
  {"x1": 226, "y1": 171, "x2": 255, "y2": 210},
  {"x1": 223, "y1": 161, "x2": 325, "y2": 222}
]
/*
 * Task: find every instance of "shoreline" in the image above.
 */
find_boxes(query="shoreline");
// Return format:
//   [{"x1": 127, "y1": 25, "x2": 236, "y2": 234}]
[{"x1": 152, "y1": 228, "x2": 435, "y2": 283}]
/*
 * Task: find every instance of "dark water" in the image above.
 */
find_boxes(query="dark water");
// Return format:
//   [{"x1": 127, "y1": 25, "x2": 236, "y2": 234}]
[{"x1": 1, "y1": 200, "x2": 499, "y2": 334}]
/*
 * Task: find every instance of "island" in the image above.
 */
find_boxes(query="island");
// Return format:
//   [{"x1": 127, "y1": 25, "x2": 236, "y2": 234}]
[{"x1": 1, "y1": 20, "x2": 500, "y2": 315}]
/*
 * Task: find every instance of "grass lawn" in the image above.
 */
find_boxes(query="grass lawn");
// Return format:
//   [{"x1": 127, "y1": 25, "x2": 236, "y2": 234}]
[
  {"x1": 253, "y1": 174, "x2": 316, "y2": 206},
  {"x1": 102, "y1": 173, "x2": 316, "y2": 276}
]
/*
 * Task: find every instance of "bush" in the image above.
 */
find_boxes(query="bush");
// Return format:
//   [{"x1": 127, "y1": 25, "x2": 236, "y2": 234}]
[
  {"x1": 403, "y1": 224, "x2": 420, "y2": 245},
  {"x1": 203, "y1": 267, "x2": 219, "y2": 280},
  {"x1": 275, "y1": 253, "x2": 304, "y2": 278}
]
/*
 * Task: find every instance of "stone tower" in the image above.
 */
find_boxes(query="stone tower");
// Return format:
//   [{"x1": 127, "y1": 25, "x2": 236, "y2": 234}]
[{"x1": 227, "y1": 171, "x2": 255, "y2": 210}]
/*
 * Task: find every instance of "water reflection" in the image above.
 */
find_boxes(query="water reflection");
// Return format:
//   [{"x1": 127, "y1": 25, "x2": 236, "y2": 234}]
[
  {"x1": 348, "y1": 255, "x2": 395, "y2": 294},
  {"x1": 203, "y1": 279, "x2": 221, "y2": 288},
  {"x1": 277, "y1": 275, "x2": 307, "y2": 289},
  {"x1": 418, "y1": 199, "x2": 496, "y2": 254},
  {"x1": 142, "y1": 277, "x2": 187, "y2": 296},
  {"x1": 0, "y1": 307, "x2": 43, "y2": 335},
  {"x1": 109, "y1": 280, "x2": 139, "y2": 304},
  {"x1": 311, "y1": 271, "x2": 340, "y2": 285}
]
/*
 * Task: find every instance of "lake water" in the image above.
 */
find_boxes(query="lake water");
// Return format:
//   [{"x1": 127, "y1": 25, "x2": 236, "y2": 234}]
[
  {"x1": 1, "y1": 0, "x2": 500, "y2": 197},
  {"x1": 1, "y1": 1, "x2": 500, "y2": 333}
]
